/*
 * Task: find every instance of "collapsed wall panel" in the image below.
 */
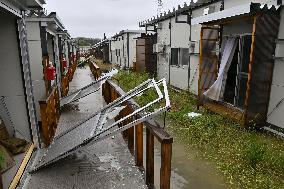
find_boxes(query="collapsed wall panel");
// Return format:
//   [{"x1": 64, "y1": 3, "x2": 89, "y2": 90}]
[{"x1": 245, "y1": 13, "x2": 280, "y2": 124}]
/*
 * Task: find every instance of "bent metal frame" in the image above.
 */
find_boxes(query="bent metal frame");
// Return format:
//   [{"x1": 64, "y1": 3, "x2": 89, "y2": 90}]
[
  {"x1": 31, "y1": 78, "x2": 170, "y2": 172},
  {"x1": 60, "y1": 69, "x2": 118, "y2": 107}
]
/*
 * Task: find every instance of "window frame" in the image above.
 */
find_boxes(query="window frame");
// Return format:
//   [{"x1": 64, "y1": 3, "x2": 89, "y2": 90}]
[{"x1": 170, "y1": 48, "x2": 189, "y2": 67}]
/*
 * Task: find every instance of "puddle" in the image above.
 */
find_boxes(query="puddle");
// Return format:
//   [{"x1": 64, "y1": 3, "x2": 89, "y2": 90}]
[{"x1": 148, "y1": 119, "x2": 228, "y2": 189}]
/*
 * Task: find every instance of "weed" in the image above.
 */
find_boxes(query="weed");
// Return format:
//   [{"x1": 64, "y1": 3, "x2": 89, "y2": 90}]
[
  {"x1": 113, "y1": 70, "x2": 284, "y2": 189},
  {"x1": 244, "y1": 139, "x2": 266, "y2": 167}
]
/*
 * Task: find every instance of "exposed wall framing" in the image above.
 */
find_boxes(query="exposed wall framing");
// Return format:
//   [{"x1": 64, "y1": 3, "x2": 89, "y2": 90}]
[{"x1": 198, "y1": 11, "x2": 280, "y2": 126}]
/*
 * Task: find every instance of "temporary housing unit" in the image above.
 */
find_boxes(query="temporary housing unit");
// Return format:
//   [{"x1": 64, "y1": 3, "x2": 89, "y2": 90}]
[
  {"x1": 139, "y1": 0, "x2": 223, "y2": 93},
  {"x1": 0, "y1": 0, "x2": 45, "y2": 187},
  {"x1": 192, "y1": 1, "x2": 282, "y2": 128},
  {"x1": 93, "y1": 44, "x2": 104, "y2": 59},
  {"x1": 93, "y1": 38, "x2": 110, "y2": 63},
  {"x1": 80, "y1": 46, "x2": 91, "y2": 54},
  {"x1": 0, "y1": 0, "x2": 45, "y2": 147},
  {"x1": 58, "y1": 30, "x2": 71, "y2": 70},
  {"x1": 26, "y1": 11, "x2": 66, "y2": 115},
  {"x1": 135, "y1": 33, "x2": 157, "y2": 76},
  {"x1": 110, "y1": 30, "x2": 145, "y2": 68}
]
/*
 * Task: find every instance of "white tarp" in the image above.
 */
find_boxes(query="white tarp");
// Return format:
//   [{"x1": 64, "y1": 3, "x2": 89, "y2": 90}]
[{"x1": 203, "y1": 37, "x2": 238, "y2": 101}]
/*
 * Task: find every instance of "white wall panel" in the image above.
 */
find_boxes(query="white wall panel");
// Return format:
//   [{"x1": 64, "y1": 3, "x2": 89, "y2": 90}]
[
  {"x1": 171, "y1": 15, "x2": 190, "y2": 48},
  {"x1": 170, "y1": 66, "x2": 188, "y2": 90}
]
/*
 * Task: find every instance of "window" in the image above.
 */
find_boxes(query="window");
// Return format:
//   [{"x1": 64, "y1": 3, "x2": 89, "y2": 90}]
[
  {"x1": 116, "y1": 49, "x2": 120, "y2": 56},
  {"x1": 180, "y1": 48, "x2": 189, "y2": 66},
  {"x1": 171, "y1": 48, "x2": 189, "y2": 66},
  {"x1": 171, "y1": 48, "x2": 179, "y2": 66}
]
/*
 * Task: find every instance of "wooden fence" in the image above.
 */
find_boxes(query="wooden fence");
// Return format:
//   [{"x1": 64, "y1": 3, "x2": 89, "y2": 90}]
[
  {"x1": 68, "y1": 62, "x2": 77, "y2": 82},
  {"x1": 61, "y1": 62, "x2": 77, "y2": 97},
  {"x1": 88, "y1": 61, "x2": 102, "y2": 80},
  {"x1": 102, "y1": 80, "x2": 173, "y2": 189},
  {"x1": 61, "y1": 75, "x2": 69, "y2": 97},
  {"x1": 39, "y1": 87, "x2": 60, "y2": 147}
]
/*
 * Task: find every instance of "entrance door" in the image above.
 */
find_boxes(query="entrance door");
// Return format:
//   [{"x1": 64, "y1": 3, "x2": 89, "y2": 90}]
[
  {"x1": 198, "y1": 26, "x2": 220, "y2": 105},
  {"x1": 223, "y1": 35, "x2": 252, "y2": 109}
]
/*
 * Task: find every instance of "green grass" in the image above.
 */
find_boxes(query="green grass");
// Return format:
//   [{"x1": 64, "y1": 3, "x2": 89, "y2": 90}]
[{"x1": 113, "y1": 70, "x2": 284, "y2": 189}]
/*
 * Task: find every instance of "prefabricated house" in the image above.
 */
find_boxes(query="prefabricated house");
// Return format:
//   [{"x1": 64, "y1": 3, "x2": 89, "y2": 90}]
[
  {"x1": 139, "y1": 0, "x2": 224, "y2": 93},
  {"x1": 135, "y1": 33, "x2": 157, "y2": 76},
  {"x1": 0, "y1": 0, "x2": 45, "y2": 187},
  {"x1": 139, "y1": 0, "x2": 284, "y2": 134},
  {"x1": 80, "y1": 46, "x2": 91, "y2": 54},
  {"x1": 0, "y1": 0, "x2": 45, "y2": 147},
  {"x1": 191, "y1": 0, "x2": 283, "y2": 131},
  {"x1": 26, "y1": 11, "x2": 67, "y2": 118},
  {"x1": 58, "y1": 30, "x2": 72, "y2": 70},
  {"x1": 110, "y1": 30, "x2": 145, "y2": 68},
  {"x1": 92, "y1": 38, "x2": 110, "y2": 63}
]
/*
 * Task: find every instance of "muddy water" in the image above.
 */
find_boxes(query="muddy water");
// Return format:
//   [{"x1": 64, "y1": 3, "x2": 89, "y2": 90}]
[{"x1": 148, "y1": 120, "x2": 228, "y2": 189}]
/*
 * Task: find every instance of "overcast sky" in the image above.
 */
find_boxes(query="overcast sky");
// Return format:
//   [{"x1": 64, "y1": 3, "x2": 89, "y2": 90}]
[{"x1": 44, "y1": 0, "x2": 188, "y2": 38}]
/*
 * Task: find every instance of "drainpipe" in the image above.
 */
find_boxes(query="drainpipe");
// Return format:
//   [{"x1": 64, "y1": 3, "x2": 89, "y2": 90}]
[
  {"x1": 122, "y1": 37, "x2": 125, "y2": 67},
  {"x1": 110, "y1": 40, "x2": 112, "y2": 63},
  {"x1": 188, "y1": 10, "x2": 192, "y2": 92},
  {"x1": 127, "y1": 33, "x2": 130, "y2": 68},
  {"x1": 169, "y1": 19, "x2": 172, "y2": 83}
]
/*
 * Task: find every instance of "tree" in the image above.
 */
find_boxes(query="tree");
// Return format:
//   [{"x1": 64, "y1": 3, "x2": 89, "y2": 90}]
[{"x1": 75, "y1": 37, "x2": 101, "y2": 46}]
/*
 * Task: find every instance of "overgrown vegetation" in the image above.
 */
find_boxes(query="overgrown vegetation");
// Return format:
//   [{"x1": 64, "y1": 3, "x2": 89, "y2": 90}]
[
  {"x1": 89, "y1": 57, "x2": 113, "y2": 72},
  {"x1": 113, "y1": 70, "x2": 284, "y2": 189}
]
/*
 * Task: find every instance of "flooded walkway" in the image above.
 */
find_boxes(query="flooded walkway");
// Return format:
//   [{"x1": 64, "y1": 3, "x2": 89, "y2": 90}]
[
  {"x1": 19, "y1": 67, "x2": 147, "y2": 189},
  {"x1": 153, "y1": 119, "x2": 228, "y2": 189}
]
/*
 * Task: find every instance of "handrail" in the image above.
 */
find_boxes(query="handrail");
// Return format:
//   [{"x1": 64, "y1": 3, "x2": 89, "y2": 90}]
[
  {"x1": 39, "y1": 87, "x2": 60, "y2": 147},
  {"x1": 88, "y1": 60, "x2": 102, "y2": 79},
  {"x1": 102, "y1": 80, "x2": 173, "y2": 189}
]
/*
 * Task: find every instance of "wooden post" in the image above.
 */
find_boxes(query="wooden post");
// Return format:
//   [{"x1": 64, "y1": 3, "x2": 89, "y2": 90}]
[
  {"x1": 146, "y1": 128, "x2": 154, "y2": 188},
  {"x1": 135, "y1": 123, "x2": 143, "y2": 167},
  {"x1": 243, "y1": 16, "x2": 258, "y2": 126},
  {"x1": 128, "y1": 125, "x2": 134, "y2": 155},
  {"x1": 197, "y1": 27, "x2": 204, "y2": 109},
  {"x1": 160, "y1": 142, "x2": 172, "y2": 189},
  {"x1": 39, "y1": 102, "x2": 48, "y2": 146}
]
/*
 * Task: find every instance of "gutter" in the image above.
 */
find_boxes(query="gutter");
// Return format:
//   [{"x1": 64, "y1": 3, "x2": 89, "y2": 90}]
[{"x1": 0, "y1": 0, "x2": 22, "y2": 17}]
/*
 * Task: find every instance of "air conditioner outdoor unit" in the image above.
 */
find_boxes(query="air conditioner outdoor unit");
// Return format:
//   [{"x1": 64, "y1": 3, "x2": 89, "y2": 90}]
[
  {"x1": 156, "y1": 23, "x2": 163, "y2": 29},
  {"x1": 153, "y1": 43, "x2": 164, "y2": 54},
  {"x1": 189, "y1": 41, "x2": 199, "y2": 54}
]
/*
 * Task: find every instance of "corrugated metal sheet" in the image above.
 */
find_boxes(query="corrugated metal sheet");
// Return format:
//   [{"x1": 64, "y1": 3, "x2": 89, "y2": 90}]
[
  {"x1": 191, "y1": 3, "x2": 280, "y2": 25},
  {"x1": 31, "y1": 79, "x2": 170, "y2": 172},
  {"x1": 17, "y1": 14, "x2": 40, "y2": 147},
  {"x1": 246, "y1": 12, "x2": 280, "y2": 125}
]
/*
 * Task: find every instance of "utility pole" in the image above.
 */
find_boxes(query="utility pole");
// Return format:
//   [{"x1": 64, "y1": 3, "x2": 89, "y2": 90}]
[{"x1": 157, "y1": 0, "x2": 163, "y2": 15}]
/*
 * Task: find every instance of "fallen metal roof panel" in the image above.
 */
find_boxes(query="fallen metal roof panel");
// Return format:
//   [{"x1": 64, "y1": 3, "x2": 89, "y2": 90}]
[
  {"x1": 30, "y1": 78, "x2": 170, "y2": 172},
  {"x1": 60, "y1": 69, "x2": 118, "y2": 107}
]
